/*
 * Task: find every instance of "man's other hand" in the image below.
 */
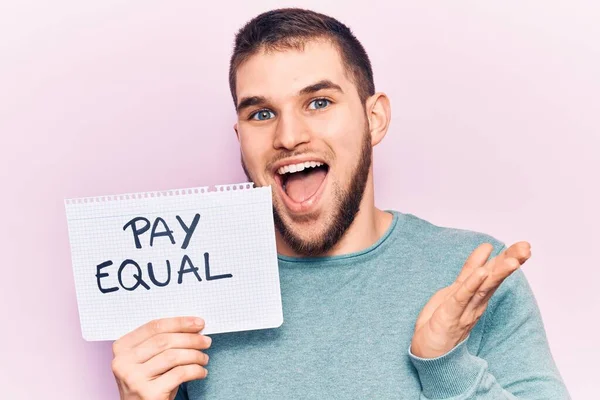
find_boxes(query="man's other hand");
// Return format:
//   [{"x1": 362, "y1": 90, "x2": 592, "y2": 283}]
[
  {"x1": 111, "y1": 316, "x2": 212, "y2": 400},
  {"x1": 411, "y1": 242, "x2": 531, "y2": 359}
]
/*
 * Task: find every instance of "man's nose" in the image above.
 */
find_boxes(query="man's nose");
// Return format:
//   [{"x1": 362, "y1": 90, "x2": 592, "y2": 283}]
[{"x1": 273, "y1": 112, "x2": 311, "y2": 150}]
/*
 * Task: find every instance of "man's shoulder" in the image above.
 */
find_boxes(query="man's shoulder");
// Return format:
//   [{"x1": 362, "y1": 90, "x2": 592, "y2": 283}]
[
  {"x1": 390, "y1": 211, "x2": 535, "y2": 335},
  {"x1": 392, "y1": 210, "x2": 506, "y2": 256},
  {"x1": 385, "y1": 210, "x2": 507, "y2": 285}
]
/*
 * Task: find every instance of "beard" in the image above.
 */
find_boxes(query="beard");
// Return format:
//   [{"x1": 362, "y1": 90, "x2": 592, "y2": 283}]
[{"x1": 241, "y1": 127, "x2": 372, "y2": 257}]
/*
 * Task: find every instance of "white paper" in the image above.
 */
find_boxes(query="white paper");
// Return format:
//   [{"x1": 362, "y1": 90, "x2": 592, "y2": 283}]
[{"x1": 64, "y1": 183, "x2": 283, "y2": 341}]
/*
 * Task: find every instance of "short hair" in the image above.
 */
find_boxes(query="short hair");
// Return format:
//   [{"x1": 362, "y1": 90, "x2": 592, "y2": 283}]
[{"x1": 229, "y1": 8, "x2": 375, "y2": 107}]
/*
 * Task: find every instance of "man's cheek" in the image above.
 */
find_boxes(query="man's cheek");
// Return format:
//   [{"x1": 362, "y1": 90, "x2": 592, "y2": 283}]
[{"x1": 246, "y1": 160, "x2": 268, "y2": 184}]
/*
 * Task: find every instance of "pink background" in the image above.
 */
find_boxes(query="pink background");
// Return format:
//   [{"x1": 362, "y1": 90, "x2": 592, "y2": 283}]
[{"x1": 1, "y1": 0, "x2": 598, "y2": 398}]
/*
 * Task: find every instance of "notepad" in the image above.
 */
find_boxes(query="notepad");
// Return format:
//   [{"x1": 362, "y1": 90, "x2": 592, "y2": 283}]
[{"x1": 64, "y1": 183, "x2": 283, "y2": 341}]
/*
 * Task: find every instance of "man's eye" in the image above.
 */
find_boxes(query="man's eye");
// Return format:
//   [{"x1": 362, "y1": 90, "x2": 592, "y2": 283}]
[
  {"x1": 308, "y1": 98, "x2": 330, "y2": 110},
  {"x1": 251, "y1": 110, "x2": 275, "y2": 121}
]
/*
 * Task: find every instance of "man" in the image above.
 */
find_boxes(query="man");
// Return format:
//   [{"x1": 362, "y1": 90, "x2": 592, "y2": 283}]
[{"x1": 111, "y1": 8, "x2": 569, "y2": 399}]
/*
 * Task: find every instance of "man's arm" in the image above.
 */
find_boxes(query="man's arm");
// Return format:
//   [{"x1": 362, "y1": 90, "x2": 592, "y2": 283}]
[{"x1": 409, "y1": 263, "x2": 569, "y2": 399}]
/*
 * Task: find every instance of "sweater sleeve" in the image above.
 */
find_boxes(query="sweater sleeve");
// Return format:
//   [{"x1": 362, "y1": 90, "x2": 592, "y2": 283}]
[
  {"x1": 174, "y1": 383, "x2": 189, "y2": 400},
  {"x1": 408, "y1": 267, "x2": 570, "y2": 399}
]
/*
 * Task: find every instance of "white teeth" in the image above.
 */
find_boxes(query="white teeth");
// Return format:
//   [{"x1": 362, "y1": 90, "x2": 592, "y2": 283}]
[{"x1": 277, "y1": 161, "x2": 325, "y2": 175}]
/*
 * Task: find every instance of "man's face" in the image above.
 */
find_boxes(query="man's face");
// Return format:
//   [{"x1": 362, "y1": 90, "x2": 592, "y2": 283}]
[{"x1": 234, "y1": 39, "x2": 372, "y2": 256}]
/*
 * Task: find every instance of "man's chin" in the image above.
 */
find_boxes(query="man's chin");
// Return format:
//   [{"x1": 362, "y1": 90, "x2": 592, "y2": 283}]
[
  {"x1": 273, "y1": 207, "x2": 332, "y2": 256},
  {"x1": 279, "y1": 208, "x2": 323, "y2": 225}
]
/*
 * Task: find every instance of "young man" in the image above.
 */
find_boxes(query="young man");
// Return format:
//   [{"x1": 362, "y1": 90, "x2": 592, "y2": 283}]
[{"x1": 111, "y1": 8, "x2": 569, "y2": 399}]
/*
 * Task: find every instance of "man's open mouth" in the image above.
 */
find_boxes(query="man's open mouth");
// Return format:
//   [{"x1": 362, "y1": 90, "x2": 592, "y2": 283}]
[{"x1": 274, "y1": 160, "x2": 329, "y2": 204}]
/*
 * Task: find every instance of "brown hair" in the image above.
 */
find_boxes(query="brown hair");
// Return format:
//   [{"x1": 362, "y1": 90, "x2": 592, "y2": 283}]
[{"x1": 229, "y1": 8, "x2": 375, "y2": 107}]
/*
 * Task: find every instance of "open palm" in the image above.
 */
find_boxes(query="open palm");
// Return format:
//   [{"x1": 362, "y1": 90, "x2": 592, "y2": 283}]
[{"x1": 411, "y1": 242, "x2": 531, "y2": 359}]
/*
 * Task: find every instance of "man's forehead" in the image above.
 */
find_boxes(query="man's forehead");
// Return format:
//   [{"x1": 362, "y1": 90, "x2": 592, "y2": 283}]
[{"x1": 235, "y1": 40, "x2": 351, "y2": 100}]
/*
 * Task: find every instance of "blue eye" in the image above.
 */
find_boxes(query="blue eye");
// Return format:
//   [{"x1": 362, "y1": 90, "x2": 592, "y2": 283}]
[
  {"x1": 308, "y1": 98, "x2": 330, "y2": 110},
  {"x1": 251, "y1": 110, "x2": 275, "y2": 121}
]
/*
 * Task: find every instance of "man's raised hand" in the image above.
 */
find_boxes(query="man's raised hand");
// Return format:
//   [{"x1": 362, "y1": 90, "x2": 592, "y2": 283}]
[
  {"x1": 111, "y1": 317, "x2": 212, "y2": 400},
  {"x1": 411, "y1": 242, "x2": 531, "y2": 359}
]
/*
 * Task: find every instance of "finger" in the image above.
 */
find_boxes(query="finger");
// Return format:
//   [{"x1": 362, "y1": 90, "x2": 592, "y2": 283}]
[
  {"x1": 456, "y1": 241, "x2": 530, "y2": 301},
  {"x1": 465, "y1": 256, "x2": 521, "y2": 313},
  {"x1": 503, "y1": 241, "x2": 532, "y2": 264},
  {"x1": 442, "y1": 266, "x2": 489, "y2": 320},
  {"x1": 113, "y1": 317, "x2": 205, "y2": 354},
  {"x1": 482, "y1": 253, "x2": 524, "y2": 291},
  {"x1": 154, "y1": 364, "x2": 208, "y2": 393},
  {"x1": 144, "y1": 349, "x2": 209, "y2": 378},
  {"x1": 132, "y1": 333, "x2": 212, "y2": 363},
  {"x1": 454, "y1": 243, "x2": 494, "y2": 285}
]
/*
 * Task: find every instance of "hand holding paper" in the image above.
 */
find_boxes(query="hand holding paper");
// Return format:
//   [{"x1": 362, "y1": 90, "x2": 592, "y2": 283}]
[{"x1": 111, "y1": 316, "x2": 211, "y2": 400}]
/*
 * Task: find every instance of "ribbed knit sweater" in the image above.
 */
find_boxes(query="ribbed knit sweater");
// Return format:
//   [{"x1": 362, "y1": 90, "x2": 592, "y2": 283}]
[{"x1": 177, "y1": 211, "x2": 569, "y2": 399}]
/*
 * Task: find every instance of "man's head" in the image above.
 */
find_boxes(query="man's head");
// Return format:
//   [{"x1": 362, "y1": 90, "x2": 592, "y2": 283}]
[{"x1": 230, "y1": 8, "x2": 390, "y2": 256}]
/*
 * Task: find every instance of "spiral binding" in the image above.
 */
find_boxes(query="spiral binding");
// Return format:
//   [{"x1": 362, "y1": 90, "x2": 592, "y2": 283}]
[{"x1": 65, "y1": 182, "x2": 256, "y2": 205}]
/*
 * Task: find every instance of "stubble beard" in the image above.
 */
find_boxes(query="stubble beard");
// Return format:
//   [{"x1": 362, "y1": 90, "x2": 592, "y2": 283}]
[{"x1": 240, "y1": 126, "x2": 373, "y2": 257}]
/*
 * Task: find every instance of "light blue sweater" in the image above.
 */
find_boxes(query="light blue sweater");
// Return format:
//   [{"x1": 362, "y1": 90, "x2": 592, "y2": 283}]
[{"x1": 177, "y1": 211, "x2": 569, "y2": 399}]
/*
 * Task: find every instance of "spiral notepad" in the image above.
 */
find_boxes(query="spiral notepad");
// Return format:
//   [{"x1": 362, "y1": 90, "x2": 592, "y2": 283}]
[{"x1": 64, "y1": 183, "x2": 283, "y2": 341}]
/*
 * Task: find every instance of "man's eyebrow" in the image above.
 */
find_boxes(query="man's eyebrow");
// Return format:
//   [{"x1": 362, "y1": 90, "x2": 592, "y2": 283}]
[
  {"x1": 298, "y1": 80, "x2": 344, "y2": 96},
  {"x1": 236, "y1": 80, "x2": 342, "y2": 114},
  {"x1": 236, "y1": 96, "x2": 268, "y2": 114}
]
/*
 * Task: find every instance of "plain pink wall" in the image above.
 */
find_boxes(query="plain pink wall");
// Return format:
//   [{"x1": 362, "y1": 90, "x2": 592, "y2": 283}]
[{"x1": 1, "y1": 0, "x2": 597, "y2": 398}]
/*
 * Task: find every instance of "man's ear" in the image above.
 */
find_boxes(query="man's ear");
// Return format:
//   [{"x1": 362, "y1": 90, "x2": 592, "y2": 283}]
[
  {"x1": 365, "y1": 92, "x2": 391, "y2": 147},
  {"x1": 234, "y1": 123, "x2": 240, "y2": 141}
]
